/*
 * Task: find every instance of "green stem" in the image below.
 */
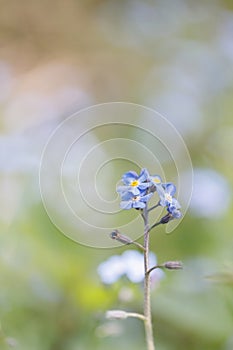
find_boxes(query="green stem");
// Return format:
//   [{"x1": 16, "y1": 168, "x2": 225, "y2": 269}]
[
  {"x1": 143, "y1": 204, "x2": 155, "y2": 350},
  {"x1": 148, "y1": 222, "x2": 161, "y2": 233},
  {"x1": 146, "y1": 265, "x2": 161, "y2": 275},
  {"x1": 148, "y1": 203, "x2": 160, "y2": 212}
]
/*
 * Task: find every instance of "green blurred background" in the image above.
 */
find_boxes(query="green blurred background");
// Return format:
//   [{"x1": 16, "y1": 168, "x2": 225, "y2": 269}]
[{"x1": 0, "y1": 1, "x2": 233, "y2": 349}]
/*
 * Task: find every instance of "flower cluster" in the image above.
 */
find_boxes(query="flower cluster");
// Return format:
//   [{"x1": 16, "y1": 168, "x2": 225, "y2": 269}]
[{"x1": 117, "y1": 168, "x2": 181, "y2": 219}]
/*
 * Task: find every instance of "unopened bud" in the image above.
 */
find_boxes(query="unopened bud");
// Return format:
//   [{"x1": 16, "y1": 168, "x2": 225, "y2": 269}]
[
  {"x1": 160, "y1": 213, "x2": 173, "y2": 224},
  {"x1": 163, "y1": 261, "x2": 183, "y2": 270},
  {"x1": 106, "y1": 310, "x2": 128, "y2": 320},
  {"x1": 106, "y1": 310, "x2": 145, "y2": 322},
  {"x1": 110, "y1": 230, "x2": 132, "y2": 245}
]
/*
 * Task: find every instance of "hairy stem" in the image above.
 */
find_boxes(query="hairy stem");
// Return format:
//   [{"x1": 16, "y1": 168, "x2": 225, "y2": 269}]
[{"x1": 143, "y1": 204, "x2": 155, "y2": 350}]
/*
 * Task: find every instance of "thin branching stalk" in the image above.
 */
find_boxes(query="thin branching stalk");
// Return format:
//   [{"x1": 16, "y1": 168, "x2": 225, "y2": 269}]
[
  {"x1": 106, "y1": 310, "x2": 146, "y2": 321},
  {"x1": 148, "y1": 203, "x2": 160, "y2": 212},
  {"x1": 143, "y1": 204, "x2": 155, "y2": 350},
  {"x1": 111, "y1": 168, "x2": 183, "y2": 349},
  {"x1": 110, "y1": 230, "x2": 145, "y2": 251},
  {"x1": 148, "y1": 222, "x2": 161, "y2": 233},
  {"x1": 146, "y1": 265, "x2": 161, "y2": 275}
]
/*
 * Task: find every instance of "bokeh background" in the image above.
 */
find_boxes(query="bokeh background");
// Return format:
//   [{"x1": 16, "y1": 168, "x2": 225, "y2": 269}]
[{"x1": 1, "y1": 1, "x2": 233, "y2": 349}]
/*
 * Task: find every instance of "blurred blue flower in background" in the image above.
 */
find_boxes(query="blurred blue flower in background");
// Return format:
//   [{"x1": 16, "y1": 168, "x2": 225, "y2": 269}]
[
  {"x1": 98, "y1": 250, "x2": 164, "y2": 284},
  {"x1": 97, "y1": 255, "x2": 125, "y2": 285},
  {"x1": 190, "y1": 168, "x2": 231, "y2": 218}
]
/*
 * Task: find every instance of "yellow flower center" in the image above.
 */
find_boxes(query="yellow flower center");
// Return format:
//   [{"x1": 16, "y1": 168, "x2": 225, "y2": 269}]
[
  {"x1": 165, "y1": 193, "x2": 172, "y2": 203},
  {"x1": 131, "y1": 180, "x2": 139, "y2": 187},
  {"x1": 153, "y1": 178, "x2": 161, "y2": 184}
]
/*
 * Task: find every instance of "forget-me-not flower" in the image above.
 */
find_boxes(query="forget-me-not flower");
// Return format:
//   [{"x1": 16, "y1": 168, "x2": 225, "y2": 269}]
[
  {"x1": 157, "y1": 183, "x2": 176, "y2": 207},
  {"x1": 117, "y1": 168, "x2": 150, "y2": 196},
  {"x1": 120, "y1": 191, "x2": 153, "y2": 210},
  {"x1": 167, "y1": 198, "x2": 182, "y2": 218},
  {"x1": 117, "y1": 168, "x2": 182, "y2": 219},
  {"x1": 156, "y1": 182, "x2": 182, "y2": 219},
  {"x1": 149, "y1": 174, "x2": 163, "y2": 187}
]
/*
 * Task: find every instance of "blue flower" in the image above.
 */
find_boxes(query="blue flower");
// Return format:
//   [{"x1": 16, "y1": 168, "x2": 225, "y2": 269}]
[
  {"x1": 157, "y1": 183, "x2": 176, "y2": 207},
  {"x1": 149, "y1": 174, "x2": 163, "y2": 187},
  {"x1": 167, "y1": 198, "x2": 182, "y2": 219},
  {"x1": 120, "y1": 191, "x2": 153, "y2": 210},
  {"x1": 117, "y1": 168, "x2": 150, "y2": 196},
  {"x1": 156, "y1": 182, "x2": 182, "y2": 219}
]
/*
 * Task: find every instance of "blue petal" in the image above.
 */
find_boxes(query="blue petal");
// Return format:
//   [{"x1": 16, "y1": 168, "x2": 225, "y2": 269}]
[
  {"x1": 155, "y1": 184, "x2": 165, "y2": 198},
  {"x1": 138, "y1": 189, "x2": 148, "y2": 196},
  {"x1": 159, "y1": 198, "x2": 167, "y2": 207},
  {"x1": 171, "y1": 209, "x2": 182, "y2": 218},
  {"x1": 174, "y1": 210, "x2": 182, "y2": 218},
  {"x1": 133, "y1": 201, "x2": 146, "y2": 209},
  {"x1": 150, "y1": 175, "x2": 162, "y2": 184},
  {"x1": 164, "y1": 183, "x2": 176, "y2": 196},
  {"x1": 138, "y1": 183, "x2": 150, "y2": 190},
  {"x1": 171, "y1": 198, "x2": 181, "y2": 209},
  {"x1": 122, "y1": 171, "x2": 138, "y2": 184},
  {"x1": 120, "y1": 201, "x2": 132, "y2": 210},
  {"x1": 116, "y1": 185, "x2": 128, "y2": 194},
  {"x1": 167, "y1": 204, "x2": 182, "y2": 218},
  {"x1": 141, "y1": 193, "x2": 153, "y2": 202},
  {"x1": 138, "y1": 168, "x2": 150, "y2": 182},
  {"x1": 131, "y1": 187, "x2": 140, "y2": 195},
  {"x1": 121, "y1": 191, "x2": 134, "y2": 200}
]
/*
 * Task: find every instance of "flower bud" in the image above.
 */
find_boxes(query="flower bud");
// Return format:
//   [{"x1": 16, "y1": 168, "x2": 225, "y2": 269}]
[
  {"x1": 106, "y1": 310, "x2": 128, "y2": 320},
  {"x1": 160, "y1": 213, "x2": 173, "y2": 224},
  {"x1": 163, "y1": 261, "x2": 183, "y2": 270},
  {"x1": 110, "y1": 230, "x2": 132, "y2": 245}
]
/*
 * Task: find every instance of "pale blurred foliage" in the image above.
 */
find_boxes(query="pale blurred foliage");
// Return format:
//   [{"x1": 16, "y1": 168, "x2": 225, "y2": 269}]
[
  {"x1": 0, "y1": 1, "x2": 233, "y2": 349},
  {"x1": 2, "y1": 61, "x2": 91, "y2": 132}
]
